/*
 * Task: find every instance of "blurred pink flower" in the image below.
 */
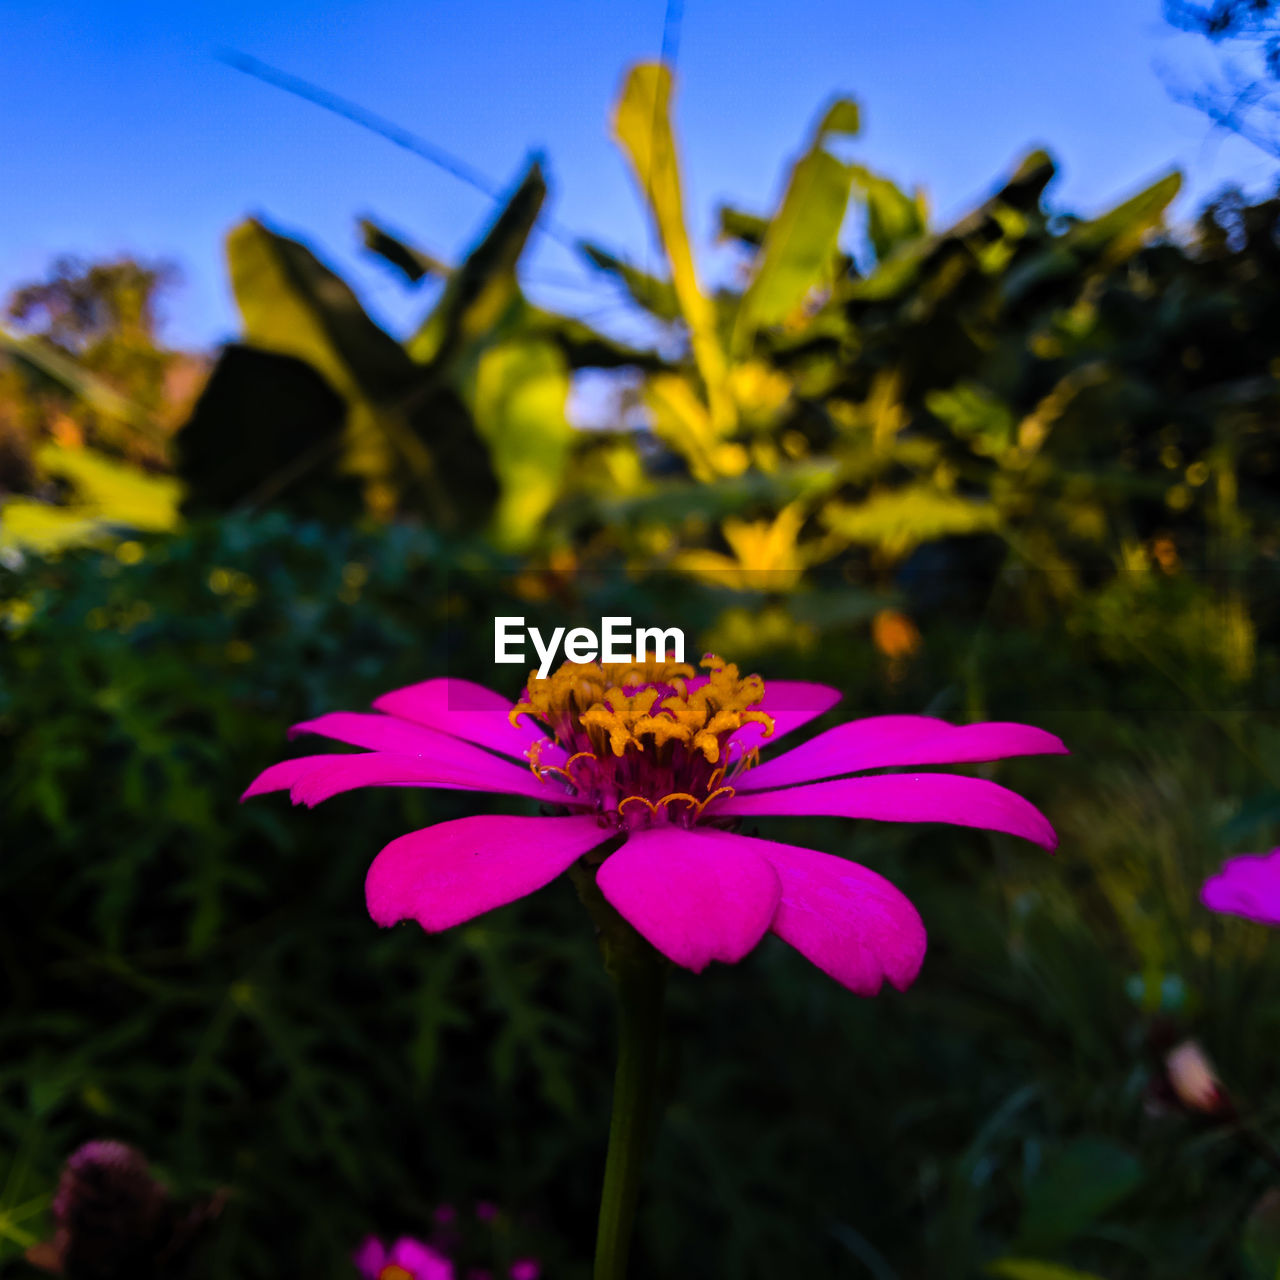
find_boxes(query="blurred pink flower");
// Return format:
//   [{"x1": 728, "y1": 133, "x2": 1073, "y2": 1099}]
[
  {"x1": 1165, "y1": 1039, "x2": 1232, "y2": 1117},
  {"x1": 1201, "y1": 849, "x2": 1280, "y2": 926},
  {"x1": 509, "y1": 1260, "x2": 541, "y2": 1280},
  {"x1": 473, "y1": 1201, "x2": 499, "y2": 1223},
  {"x1": 354, "y1": 1235, "x2": 453, "y2": 1280},
  {"x1": 248, "y1": 656, "x2": 1065, "y2": 995}
]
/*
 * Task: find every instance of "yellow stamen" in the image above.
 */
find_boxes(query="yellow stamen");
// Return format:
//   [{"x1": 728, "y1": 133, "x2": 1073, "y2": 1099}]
[
  {"x1": 618, "y1": 794, "x2": 658, "y2": 816},
  {"x1": 656, "y1": 791, "x2": 701, "y2": 813},
  {"x1": 514, "y1": 652, "x2": 773, "y2": 764},
  {"x1": 534, "y1": 764, "x2": 573, "y2": 784},
  {"x1": 696, "y1": 785, "x2": 737, "y2": 815}
]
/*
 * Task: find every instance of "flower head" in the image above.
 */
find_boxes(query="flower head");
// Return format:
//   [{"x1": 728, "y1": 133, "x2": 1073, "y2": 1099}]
[
  {"x1": 27, "y1": 1140, "x2": 223, "y2": 1279},
  {"x1": 354, "y1": 1236, "x2": 453, "y2": 1280},
  {"x1": 246, "y1": 654, "x2": 1065, "y2": 994},
  {"x1": 1201, "y1": 848, "x2": 1280, "y2": 927}
]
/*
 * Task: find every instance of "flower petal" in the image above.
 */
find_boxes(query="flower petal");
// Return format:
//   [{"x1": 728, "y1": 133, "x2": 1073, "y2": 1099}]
[
  {"x1": 389, "y1": 1238, "x2": 453, "y2": 1280},
  {"x1": 286, "y1": 751, "x2": 582, "y2": 808},
  {"x1": 751, "y1": 832, "x2": 925, "y2": 994},
  {"x1": 241, "y1": 755, "x2": 333, "y2": 801},
  {"x1": 738, "y1": 716, "x2": 1068, "y2": 791},
  {"x1": 366, "y1": 814, "x2": 607, "y2": 930},
  {"x1": 352, "y1": 1237, "x2": 387, "y2": 1279},
  {"x1": 595, "y1": 826, "x2": 781, "y2": 970},
  {"x1": 373, "y1": 677, "x2": 557, "y2": 762},
  {"x1": 1201, "y1": 849, "x2": 1280, "y2": 926},
  {"x1": 715, "y1": 773, "x2": 1058, "y2": 848},
  {"x1": 292, "y1": 710, "x2": 477, "y2": 756},
  {"x1": 291, "y1": 709, "x2": 569, "y2": 775},
  {"x1": 727, "y1": 679, "x2": 843, "y2": 758}
]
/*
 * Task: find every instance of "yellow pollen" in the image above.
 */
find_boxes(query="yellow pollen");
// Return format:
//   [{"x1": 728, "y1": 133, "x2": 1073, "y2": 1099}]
[
  {"x1": 379, "y1": 1268, "x2": 413, "y2": 1280},
  {"x1": 513, "y1": 653, "x2": 773, "y2": 764}
]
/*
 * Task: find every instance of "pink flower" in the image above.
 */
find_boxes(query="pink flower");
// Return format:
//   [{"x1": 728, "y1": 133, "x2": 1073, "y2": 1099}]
[
  {"x1": 354, "y1": 1235, "x2": 453, "y2": 1280},
  {"x1": 1201, "y1": 849, "x2": 1280, "y2": 926},
  {"x1": 509, "y1": 1260, "x2": 541, "y2": 1280},
  {"x1": 247, "y1": 655, "x2": 1065, "y2": 994}
]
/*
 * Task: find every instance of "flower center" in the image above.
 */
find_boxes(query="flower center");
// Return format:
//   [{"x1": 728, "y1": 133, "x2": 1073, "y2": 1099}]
[
  {"x1": 379, "y1": 1267, "x2": 413, "y2": 1280},
  {"x1": 511, "y1": 653, "x2": 773, "y2": 828}
]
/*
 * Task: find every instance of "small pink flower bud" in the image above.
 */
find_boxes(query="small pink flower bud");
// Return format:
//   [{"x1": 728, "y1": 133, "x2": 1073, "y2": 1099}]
[{"x1": 1165, "y1": 1039, "x2": 1232, "y2": 1116}]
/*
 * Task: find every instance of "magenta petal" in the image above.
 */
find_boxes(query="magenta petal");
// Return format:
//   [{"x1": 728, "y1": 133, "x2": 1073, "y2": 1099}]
[
  {"x1": 291, "y1": 711, "x2": 569, "y2": 782},
  {"x1": 291, "y1": 710, "x2": 480, "y2": 756},
  {"x1": 365, "y1": 814, "x2": 607, "y2": 930},
  {"x1": 241, "y1": 755, "x2": 337, "y2": 801},
  {"x1": 389, "y1": 1237, "x2": 454, "y2": 1280},
  {"x1": 596, "y1": 826, "x2": 780, "y2": 970},
  {"x1": 727, "y1": 679, "x2": 842, "y2": 758},
  {"x1": 1201, "y1": 849, "x2": 1280, "y2": 926},
  {"x1": 739, "y1": 716, "x2": 1069, "y2": 791},
  {"x1": 352, "y1": 1237, "x2": 387, "y2": 1279},
  {"x1": 752, "y1": 833, "x2": 926, "y2": 994},
  {"x1": 716, "y1": 773, "x2": 1058, "y2": 849},
  {"x1": 287, "y1": 751, "x2": 580, "y2": 808},
  {"x1": 373, "y1": 677, "x2": 556, "y2": 762}
]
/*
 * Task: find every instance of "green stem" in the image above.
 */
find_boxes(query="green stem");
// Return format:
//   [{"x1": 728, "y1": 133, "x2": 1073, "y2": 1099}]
[
  {"x1": 594, "y1": 944, "x2": 665, "y2": 1280},
  {"x1": 569, "y1": 858, "x2": 667, "y2": 1280}
]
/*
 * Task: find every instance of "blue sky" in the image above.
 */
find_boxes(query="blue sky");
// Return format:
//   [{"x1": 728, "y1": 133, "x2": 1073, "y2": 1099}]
[{"x1": 2, "y1": 0, "x2": 1274, "y2": 350}]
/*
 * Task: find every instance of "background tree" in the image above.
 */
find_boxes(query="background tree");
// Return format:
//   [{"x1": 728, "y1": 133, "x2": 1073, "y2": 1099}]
[
  {"x1": 1164, "y1": 0, "x2": 1280, "y2": 157},
  {"x1": 2, "y1": 256, "x2": 203, "y2": 474}
]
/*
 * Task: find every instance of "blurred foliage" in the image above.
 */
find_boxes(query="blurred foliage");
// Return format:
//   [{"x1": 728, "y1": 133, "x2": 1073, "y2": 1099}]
[
  {"x1": 6, "y1": 63, "x2": 1279, "y2": 625},
  {"x1": 163, "y1": 63, "x2": 1280, "y2": 642},
  {"x1": 0, "y1": 259, "x2": 199, "y2": 551}
]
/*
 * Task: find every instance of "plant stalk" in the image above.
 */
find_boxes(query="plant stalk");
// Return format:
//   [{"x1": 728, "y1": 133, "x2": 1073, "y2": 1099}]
[
  {"x1": 569, "y1": 857, "x2": 667, "y2": 1280},
  {"x1": 594, "y1": 942, "x2": 665, "y2": 1280}
]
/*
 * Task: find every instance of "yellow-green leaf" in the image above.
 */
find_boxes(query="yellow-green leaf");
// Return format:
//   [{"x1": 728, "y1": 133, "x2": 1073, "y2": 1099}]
[
  {"x1": 612, "y1": 62, "x2": 731, "y2": 430},
  {"x1": 731, "y1": 97, "x2": 863, "y2": 353},
  {"x1": 359, "y1": 219, "x2": 451, "y2": 284},
  {"x1": 226, "y1": 218, "x2": 429, "y2": 491},
  {"x1": 987, "y1": 1260, "x2": 1109, "y2": 1280},
  {"x1": 816, "y1": 97, "x2": 861, "y2": 138},
  {"x1": 1068, "y1": 170, "x2": 1182, "y2": 264},
  {"x1": 578, "y1": 241, "x2": 681, "y2": 324},
  {"x1": 850, "y1": 164, "x2": 929, "y2": 262},
  {"x1": 732, "y1": 149, "x2": 854, "y2": 352},
  {"x1": 407, "y1": 160, "x2": 546, "y2": 368},
  {"x1": 823, "y1": 485, "x2": 999, "y2": 556},
  {"x1": 466, "y1": 337, "x2": 575, "y2": 550},
  {"x1": 1, "y1": 443, "x2": 181, "y2": 552}
]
